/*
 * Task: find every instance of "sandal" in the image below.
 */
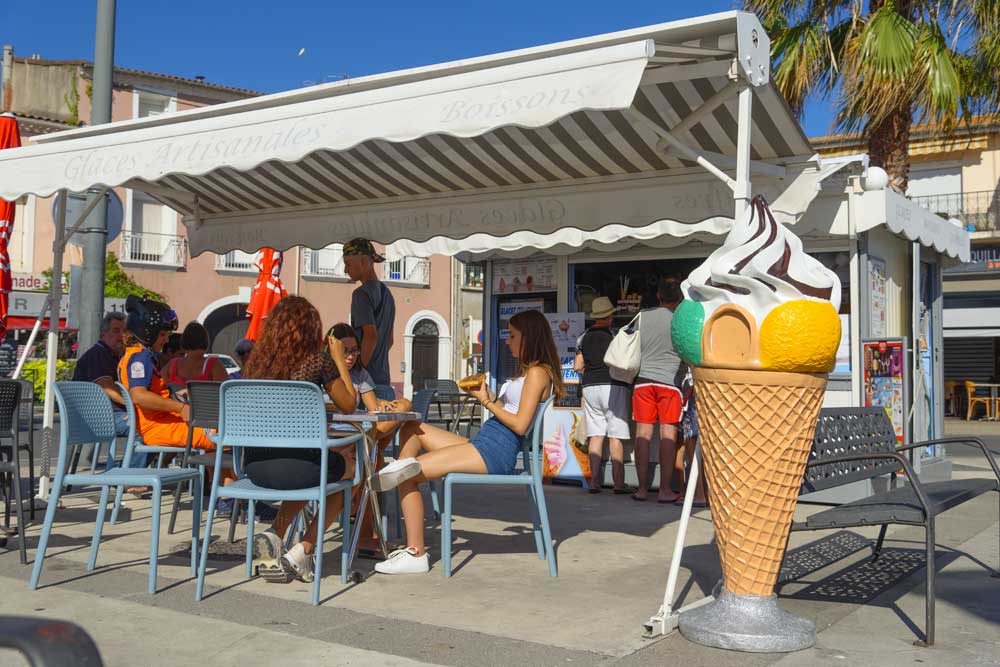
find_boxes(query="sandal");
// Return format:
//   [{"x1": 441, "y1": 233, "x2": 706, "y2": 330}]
[{"x1": 630, "y1": 493, "x2": 648, "y2": 502}]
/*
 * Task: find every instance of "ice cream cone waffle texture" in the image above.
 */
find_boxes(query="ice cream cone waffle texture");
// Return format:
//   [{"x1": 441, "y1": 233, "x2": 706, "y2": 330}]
[{"x1": 694, "y1": 366, "x2": 826, "y2": 596}]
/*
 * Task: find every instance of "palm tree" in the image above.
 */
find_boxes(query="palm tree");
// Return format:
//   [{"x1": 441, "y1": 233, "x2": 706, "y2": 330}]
[{"x1": 745, "y1": 0, "x2": 1000, "y2": 192}]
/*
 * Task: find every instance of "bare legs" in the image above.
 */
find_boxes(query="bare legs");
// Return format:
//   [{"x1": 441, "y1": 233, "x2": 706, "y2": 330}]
[
  {"x1": 588, "y1": 436, "x2": 625, "y2": 490},
  {"x1": 267, "y1": 495, "x2": 345, "y2": 555},
  {"x1": 395, "y1": 421, "x2": 487, "y2": 555},
  {"x1": 633, "y1": 423, "x2": 680, "y2": 502},
  {"x1": 679, "y1": 434, "x2": 707, "y2": 504}
]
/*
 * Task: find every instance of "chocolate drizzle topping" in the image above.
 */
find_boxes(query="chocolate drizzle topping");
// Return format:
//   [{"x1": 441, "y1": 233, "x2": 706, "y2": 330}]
[{"x1": 704, "y1": 196, "x2": 833, "y2": 300}]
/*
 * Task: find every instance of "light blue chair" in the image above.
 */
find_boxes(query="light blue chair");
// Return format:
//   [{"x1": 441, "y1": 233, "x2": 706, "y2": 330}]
[
  {"x1": 194, "y1": 380, "x2": 364, "y2": 607},
  {"x1": 440, "y1": 397, "x2": 557, "y2": 577},
  {"x1": 109, "y1": 383, "x2": 215, "y2": 526},
  {"x1": 30, "y1": 382, "x2": 202, "y2": 594}
]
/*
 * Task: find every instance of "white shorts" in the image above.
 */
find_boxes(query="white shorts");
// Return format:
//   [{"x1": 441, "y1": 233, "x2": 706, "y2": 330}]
[{"x1": 582, "y1": 384, "x2": 631, "y2": 440}]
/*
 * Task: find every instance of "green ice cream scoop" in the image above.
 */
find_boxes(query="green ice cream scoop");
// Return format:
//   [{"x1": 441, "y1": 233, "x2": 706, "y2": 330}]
[{"x1": 671, "y1": 299, "x2": 704, "y2": 367}]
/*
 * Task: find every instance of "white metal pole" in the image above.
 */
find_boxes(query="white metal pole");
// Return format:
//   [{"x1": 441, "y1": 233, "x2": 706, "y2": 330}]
[
  {"x1": 734, "y1": 83, "x2": 753, "y2": 216},
  {"x1": 37, "y1": 190, "x2": 67, "y2": 501},
  {"x1": 11, "y1": 295, "x2": 50, "y2": 379}
]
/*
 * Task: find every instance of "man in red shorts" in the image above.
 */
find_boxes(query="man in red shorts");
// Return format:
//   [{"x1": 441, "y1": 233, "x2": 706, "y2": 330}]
[{"x1": 631, "y1": 279, "x2": 688, "y2": 503}]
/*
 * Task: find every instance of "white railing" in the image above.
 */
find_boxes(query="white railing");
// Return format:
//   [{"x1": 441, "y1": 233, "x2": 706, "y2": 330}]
[
  {"x1": 302, "y1": 246, "x2": 347, "y2": 278},
  {"x1": 119, "y1": 231, "x2": 187, "y2": 267},
  {"x1": 384, "y1": 257, "x2": 430, "y2": 285},
  {"x1": 215, "y1": 250, "x2": 257, "y2": 272}
]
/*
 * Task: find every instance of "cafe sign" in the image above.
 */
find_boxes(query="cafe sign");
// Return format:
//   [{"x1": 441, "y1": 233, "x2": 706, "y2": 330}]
[{"x1": 945, "y1": 244, "x2": 1000, "y2": 275}]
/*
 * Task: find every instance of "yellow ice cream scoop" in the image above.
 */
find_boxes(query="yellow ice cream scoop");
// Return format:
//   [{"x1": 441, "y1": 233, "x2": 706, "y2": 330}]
[{"x1": 759, "y1": 300, "x2": 841, "y2": 373}]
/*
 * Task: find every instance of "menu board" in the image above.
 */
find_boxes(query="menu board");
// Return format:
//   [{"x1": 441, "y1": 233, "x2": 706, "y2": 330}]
[
  {"x1": 546, "y1": 312, "x2": 584, "y2": 408},
  {"x1": 492, "y1": 257, "x2": 557, "y2": 294},
  {"x1": 862, "y1": 338, "x2": 908, "y2": 444}
]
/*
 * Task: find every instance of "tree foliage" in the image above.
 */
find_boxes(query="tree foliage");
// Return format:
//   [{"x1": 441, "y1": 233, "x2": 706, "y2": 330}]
[
  {"x1": 103, "y1": 252, "x2": 163, "y2": 300},
  {"x1": 746, "y1": 0, "x2": 1000, "y2": 191}
]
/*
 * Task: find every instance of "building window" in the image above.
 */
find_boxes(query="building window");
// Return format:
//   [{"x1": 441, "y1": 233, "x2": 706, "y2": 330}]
[
  {"x1": 135, "y1": 89, "x2": 175, "y2": 119},
  {"x1": 10, "y1": 196, "x2": 33, "y2": 273},
  {"x1": 215, "y1": 250, "x2": 258, "y2": 272},
  {"x1": 462, "y1": 262, "x2": 484, "y2": 289},
  {"x1": 302, "y1": 244, "x2": 347, "y2": 278},
  {"x1": 121, "y1": 191, "x2": 185, "y2": 267},
  {"x1": 383, "y1": 247, "x2": 430, "y2": 286}
]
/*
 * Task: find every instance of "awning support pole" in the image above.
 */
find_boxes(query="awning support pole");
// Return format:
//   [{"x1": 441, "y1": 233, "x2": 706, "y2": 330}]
[
  {"x1": 37, "y1": 189, "x2": 68, "y2": 501},
  {"x1": 671, "y1": 77, "x2": 741, "y2": 136},
  {"x1": 627, "y1": 111, "x2": 736, "y2": 189},
  {"x1": 645, "y1": 82, "x2": 757, "y2": 641},
  {"x1": 733, "y1": 83, "x2": 753, "y2": 216},
  {"x1": 11, "y1": 295, "x2": 50, "y2": 380}
]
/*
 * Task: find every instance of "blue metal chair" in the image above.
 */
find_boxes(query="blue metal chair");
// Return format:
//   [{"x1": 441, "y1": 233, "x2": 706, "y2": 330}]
[
  {"x1": 194, "y1": 380, "x2": 364, "y2": 607},
  {"x1": 440, "y1": 397, "x2": 557, "y2": 577},
  {"x1": 30, "y1": 382, "x2": 202, "y2": 594},
  {"x1": 109, "y1": 382, "x2": 213, "y2": 526}
]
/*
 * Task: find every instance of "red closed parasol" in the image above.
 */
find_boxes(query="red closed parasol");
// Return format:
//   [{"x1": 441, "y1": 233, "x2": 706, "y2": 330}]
[
  {"x1": 0, "y1": 114, "x2": 22, "y2": 340},
  {"x1": 245, "y1": 248, "x2": 287, "y2": 341}
]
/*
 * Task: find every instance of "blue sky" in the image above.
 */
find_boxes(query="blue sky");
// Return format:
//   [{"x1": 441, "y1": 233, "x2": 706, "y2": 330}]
[{"x1": 2, "y1": 0, "x2": 837, "y2": 137}]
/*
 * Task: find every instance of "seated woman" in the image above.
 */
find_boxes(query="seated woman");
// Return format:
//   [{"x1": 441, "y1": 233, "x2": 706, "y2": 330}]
[
  {"x1": 327, "y1": 322, "x2": 413, "y2": 446},
  {"x1": 164, "y1": 321, "x2": 242, "y2": 515},
  {"x1": 241, "y1": 296, "x2": 358, "y2": 584},
  {"x1": 327, "y1": 323, "x2": 414, "y2": 558},
  {"x1": 371, "y1": 309, "x2": 564, "y2": 575}
]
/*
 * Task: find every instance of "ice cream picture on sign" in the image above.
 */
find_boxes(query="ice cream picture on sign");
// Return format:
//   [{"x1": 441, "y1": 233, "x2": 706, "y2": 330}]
[
  {"x1": 671, "y1": 195, "x2": 841, "y2": 371},
  {"x1": 671, "y1": 195, "x2": 838, "y2": 652}
]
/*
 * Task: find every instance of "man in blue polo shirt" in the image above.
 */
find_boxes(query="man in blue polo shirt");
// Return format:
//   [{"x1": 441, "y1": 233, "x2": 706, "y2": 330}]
[{"x1": 72, "y1": 312, "x2": 144, "y2": 468}]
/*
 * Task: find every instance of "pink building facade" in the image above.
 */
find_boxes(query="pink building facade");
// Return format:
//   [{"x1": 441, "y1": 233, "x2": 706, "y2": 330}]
[{"x1": 3, "y1": 51, "x2": 460, "y2": 396}]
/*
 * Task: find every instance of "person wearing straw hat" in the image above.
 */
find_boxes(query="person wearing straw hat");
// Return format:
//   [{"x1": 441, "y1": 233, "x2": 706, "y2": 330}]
[{"x1": 574, "y1": 296, "x2": 632, "y2": 494}]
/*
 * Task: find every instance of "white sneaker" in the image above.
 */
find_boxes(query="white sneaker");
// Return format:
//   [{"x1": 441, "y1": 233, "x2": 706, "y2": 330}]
[
  {"x1": 372, "y1": 457, "x2": 421, "y2": 492},
  {"x1": 280, "y1": 542, "x2": 315, "y2": 583},
  {"x1": 374, "y1": 547, "x2": 430, "y2": 575}
]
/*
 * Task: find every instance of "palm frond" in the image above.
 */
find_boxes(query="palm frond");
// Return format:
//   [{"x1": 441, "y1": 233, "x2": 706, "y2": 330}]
[
  {"x1": 857, "y1": 4, "x2": 917, "y2": 81},
  {"x1": 769, "y1": 21, "x2": 833, "y2": 113},
  {"x1": 911, "y1": 22, "x2": 962, "y2": 128}
]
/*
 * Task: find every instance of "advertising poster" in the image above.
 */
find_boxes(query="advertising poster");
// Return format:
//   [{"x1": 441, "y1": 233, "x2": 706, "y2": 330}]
[
  {"x1": 540, "y1": 312, "x2": 588, "y2": 483},
  {"x1": 868, "y1": 256, "x2": 888, "y2": 337},
  {"x1": 862, "y1": 339, "x2": 906, "y2": 444},
  {"x1": 492, "y1": 257, "x2": 557, "y2": 294}
]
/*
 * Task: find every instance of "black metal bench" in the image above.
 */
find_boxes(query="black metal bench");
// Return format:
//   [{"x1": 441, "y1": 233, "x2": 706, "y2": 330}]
[{"x1": 789, "y1": 407, "x2": 1000, "y2": 647}]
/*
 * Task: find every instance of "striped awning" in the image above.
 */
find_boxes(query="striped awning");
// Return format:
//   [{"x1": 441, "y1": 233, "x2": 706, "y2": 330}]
[{"x1": 0, "y1": 11, "x2": 814, "y2": 255}]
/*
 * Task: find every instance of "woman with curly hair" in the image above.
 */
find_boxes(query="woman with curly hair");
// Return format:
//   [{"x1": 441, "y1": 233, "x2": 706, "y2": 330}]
[
  {"x1": 372, "y1": 309, "x2": 564, "y2": 574},
  {"x1": 241, "y1": 296, "x2": 357, "y2": 584}
]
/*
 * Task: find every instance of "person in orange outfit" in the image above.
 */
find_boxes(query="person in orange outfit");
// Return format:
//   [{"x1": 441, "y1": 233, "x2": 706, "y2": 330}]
[{"x1": 117, "y1": 296, "x2": 214, "y2": 452}]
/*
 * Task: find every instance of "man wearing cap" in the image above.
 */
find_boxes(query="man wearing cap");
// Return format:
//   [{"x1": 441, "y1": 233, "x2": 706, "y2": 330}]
[
  {"x1": 343, "y1": 239, "x2": 397, "y2": 401},
  {"x1": 117, "y1": 295, "x2": 215, "y2": 452},
  {"x1": 574, "y1": 296, "x2": 631, "y2": 493}
]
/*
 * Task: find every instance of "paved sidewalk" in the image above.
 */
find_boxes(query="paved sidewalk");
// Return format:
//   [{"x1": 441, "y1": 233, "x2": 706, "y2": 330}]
[{"x1": 0, "y1": 439, "x2": 998, "y2": 665}]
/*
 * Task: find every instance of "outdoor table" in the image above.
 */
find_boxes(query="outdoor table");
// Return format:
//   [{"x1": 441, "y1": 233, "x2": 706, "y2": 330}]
[
  {"x1": 328, "y1": 409, "x2": 420, "y2": 581},
  {"x1": 430, "y1": 390, "x2": 477, "y2": 436}
]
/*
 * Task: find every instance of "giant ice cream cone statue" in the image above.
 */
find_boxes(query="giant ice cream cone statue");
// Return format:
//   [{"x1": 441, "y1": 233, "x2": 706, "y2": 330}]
[{"x1": 670, "y1": 195, "x2": 841, "y2": 652}]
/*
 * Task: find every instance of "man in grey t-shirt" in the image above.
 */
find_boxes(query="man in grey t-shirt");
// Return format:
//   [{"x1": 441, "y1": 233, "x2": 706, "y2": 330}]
[
  {"x1": 631, "y1": 278, "x2": 687, "y2": 502},
  {"x1": 344, "y1": 238, "x2": 396, "y2": 400}
]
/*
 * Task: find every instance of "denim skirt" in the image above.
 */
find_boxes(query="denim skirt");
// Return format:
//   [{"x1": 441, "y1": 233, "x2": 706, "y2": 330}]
[{"x1": 471, "y1": 418, "x2": 521, "y2": 475}]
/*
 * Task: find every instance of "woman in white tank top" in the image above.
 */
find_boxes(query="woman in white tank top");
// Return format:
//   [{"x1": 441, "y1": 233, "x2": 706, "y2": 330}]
[{"x1": 370, "y1": 310, "x2": 564, "y2": 575}]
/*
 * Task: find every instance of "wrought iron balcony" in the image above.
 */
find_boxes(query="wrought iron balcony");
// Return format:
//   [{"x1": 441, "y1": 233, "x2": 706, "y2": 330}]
[
  {"x1": 215, "y1": 250, "x2": 258, "y2": 272},
  {"x1": 910, "y1": 190, "x2": 999, "y2": 232},
  {"x1": 119, "y1": 231, "x2": 187, "y2": 267},
  {"x1": 302, "y1": 247, "x2": 347, "y2": 278},
  {"x1": 384, "y1": 257, "x2": 430, "y2": 285}
]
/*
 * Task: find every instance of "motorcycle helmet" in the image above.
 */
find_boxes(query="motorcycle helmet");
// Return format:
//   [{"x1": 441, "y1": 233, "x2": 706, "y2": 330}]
[{"x1": 125, "y1": 295, "x2": 178, "y2": 348}]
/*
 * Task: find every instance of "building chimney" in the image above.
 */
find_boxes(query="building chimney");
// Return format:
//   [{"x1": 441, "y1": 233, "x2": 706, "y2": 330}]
[
  {"x1": 194, "y1": 75, "x2": 205, "y2": 82},
  {"x1": 1, "y1": 45, "x2": 12, "y2": 112}
]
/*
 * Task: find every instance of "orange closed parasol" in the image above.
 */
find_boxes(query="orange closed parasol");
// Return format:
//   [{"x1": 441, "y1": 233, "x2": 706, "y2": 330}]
[{"x1": 245, "y1": 248, "x2": 287, "y2": 341}]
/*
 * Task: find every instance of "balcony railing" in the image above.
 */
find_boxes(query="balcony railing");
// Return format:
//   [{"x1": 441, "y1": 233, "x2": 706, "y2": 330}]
[
  {"x1": 911, "y1": 190, "x2": 1000, "y2": 232},
  {"x1": 119, "y1": 231, "x2": 187, "y2": 267},
  {"x1": 215, "y1": 250, "x2": 258, "y2": 272},
  {"x1": 462, "y1": 263, "x2": 484, "y2": 289},
  {"x1": 302, "y1": 247, "x2": 347, "y2": 278},
  {"x1": 384, "y1": 257, "x2": 430, "y2": 285}
]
